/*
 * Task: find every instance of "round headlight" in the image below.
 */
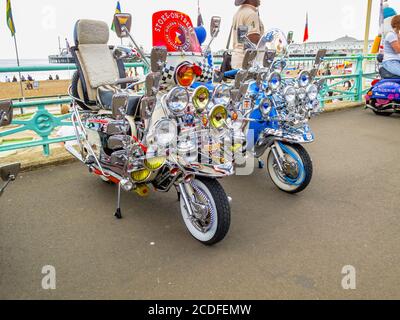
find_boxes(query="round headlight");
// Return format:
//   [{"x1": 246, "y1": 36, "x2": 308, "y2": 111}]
[
  {"x1": 192, "y1": 86, "x2": 210, "y2": 113},
  {"x1": 144, "y1": 145, "x2": 167, "y2": 170},
  {"x1": 178, "y1": 131, "x2": 198, "y2": 163},
  {"x1": 283, "y1": 86, "x2": 297, "y2": 103},
  {"x1": 268, "y1": 72, "x2": 281, "y2": 91},
  {"x1": 307, "y1": 84, "x2": 318, "y2": 100},
  {"x1": 297, "y1": 87, "x2": 307, "y2": 100},
  {"x1": 154, "y1": 119, "x2": 177, "y2": 147},
  {"x1": 213, "y1": 84, "x2": 231, "y2": 105},
  {"x1": 298, "y1": 71, "x2": 311, "y2": 88},
  {"x1": 166, "y1": 87, "x2": 189, "y2": 115},
  {"x1": 259, "y1": 97, "x2": 273, "y2": 117},
  {"x1": 131, "y1": 169, "x2": 151, "y2": 183},
  {"x1": 209, "y1": 105, "x2": 228, "y2": 130}
]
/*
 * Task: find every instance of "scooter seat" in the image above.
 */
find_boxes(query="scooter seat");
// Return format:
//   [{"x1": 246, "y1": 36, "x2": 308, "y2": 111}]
[
  {"x1": 379, "y1": 67, "x2": 400, "y2": 79},
  {"x1": 98, "y1": 86, "x2": 142, "y2": 117}
]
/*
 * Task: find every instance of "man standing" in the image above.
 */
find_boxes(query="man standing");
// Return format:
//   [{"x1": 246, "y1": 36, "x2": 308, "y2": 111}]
[{"x1": 231, "y1": 0, "x2": 264, "y2": 69}]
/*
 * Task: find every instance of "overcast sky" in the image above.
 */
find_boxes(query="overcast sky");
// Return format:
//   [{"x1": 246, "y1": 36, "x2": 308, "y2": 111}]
[{"x1": 0, "y1": 0, "x2": 389, "y2": 60}]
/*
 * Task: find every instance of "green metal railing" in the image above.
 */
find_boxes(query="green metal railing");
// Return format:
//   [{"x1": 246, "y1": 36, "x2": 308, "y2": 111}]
[
  {"x1": 0, "y1": 56, "x2": 377, "y2": 156},
  {"x1": 286, "y1": 54, "x2": 378, "y2": 105},
  {"x1": 0, "y1": 63, "x2": 148, "y2": 156}
]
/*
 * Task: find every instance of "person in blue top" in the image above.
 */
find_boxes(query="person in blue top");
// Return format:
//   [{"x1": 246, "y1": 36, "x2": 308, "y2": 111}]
[{"x1": 383, "y1": 15, "x2": 400, "y2": 76}]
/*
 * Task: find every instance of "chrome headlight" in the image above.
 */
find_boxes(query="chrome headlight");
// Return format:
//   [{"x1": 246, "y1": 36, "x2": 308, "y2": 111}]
[
  {"x1": 297, "y1": 87, "x2": 307, "y2": 100},
  {"x1": 268, "y1": 72, "x2": 281, "y2": 91},
  {"x1": 213, "y1": 84, "x2": 230, "y2": 105},
  {"x1": 259, "y1": 97, "x2": 273, "y2": 117},
  {"x1": 192, "y1": 86, "x2": 210, "y2": 113},
  {"x1": 154, "y1": 119, "x2": 177, "y2": 147},
  {"x1": 209, "y1": 105, "x2": 228, "y2": 130},
  {"x1": 283, "y1": 86, "x2": 297, "y2": 104},
  {"x1": 306, "y1": 84, "x2": 318, "y2": 100},
  {"x1": 166, "y1": 87, "x2": 189, "y2": 115},
  {"x1": 298, "y1": 71, "x2": 311, "y2": 88},
  {"x1": 178, "y1": 131, "x2": 198, "y2": 163}
]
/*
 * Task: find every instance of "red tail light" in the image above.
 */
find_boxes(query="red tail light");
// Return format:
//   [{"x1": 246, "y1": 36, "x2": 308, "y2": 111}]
[{"x1": 371, "y1": 79, "x2": 379, "y2": 86}]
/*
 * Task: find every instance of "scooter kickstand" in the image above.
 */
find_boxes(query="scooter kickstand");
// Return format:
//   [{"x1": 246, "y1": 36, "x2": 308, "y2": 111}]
[
  {"x1": 258, "y1": 159, "x2": 265, "y2": 169},
  {"x1": 114, "y1": 182, "x2": 123, "y2": 219}
]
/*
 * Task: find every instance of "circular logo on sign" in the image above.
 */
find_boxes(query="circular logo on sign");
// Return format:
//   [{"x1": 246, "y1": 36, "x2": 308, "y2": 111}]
[{"x1": 165, "y1": 22, "x2": 190, "y2": 51}]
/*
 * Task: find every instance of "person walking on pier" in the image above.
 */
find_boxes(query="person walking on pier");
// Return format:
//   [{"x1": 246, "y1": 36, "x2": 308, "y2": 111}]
[{"x1": 231, "y1": 0, "x2": 264, "y2": 69}]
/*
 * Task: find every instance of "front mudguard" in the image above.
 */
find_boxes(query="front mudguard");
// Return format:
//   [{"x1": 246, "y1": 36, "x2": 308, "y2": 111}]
[{"x1": 254, "y1": 128, "x2": 315, "y2": 158}]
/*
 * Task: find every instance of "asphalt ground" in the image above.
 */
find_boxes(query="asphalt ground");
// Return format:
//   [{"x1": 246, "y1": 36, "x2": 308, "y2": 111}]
[{"x1": 1, "y1": 108, "x2": 399, "y2": 300}]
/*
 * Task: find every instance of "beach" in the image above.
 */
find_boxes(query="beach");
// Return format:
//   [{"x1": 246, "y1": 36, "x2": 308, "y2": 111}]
[{"x1": 0, "y1": 80, "x2": 70, "y2": 100}]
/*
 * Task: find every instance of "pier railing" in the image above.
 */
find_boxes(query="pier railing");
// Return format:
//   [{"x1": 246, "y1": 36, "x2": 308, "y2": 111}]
[{"x1": 0, "y1": 55, "x2": 377, "y2": 156}]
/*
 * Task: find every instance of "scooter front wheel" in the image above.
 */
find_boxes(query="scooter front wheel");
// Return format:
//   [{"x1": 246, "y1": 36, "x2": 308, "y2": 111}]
[
  {"x1": 179, "y1": 178, "x2": 231, "y2": 246},
  {"x1": 267, "y1": 143, "x2": 313, "y2": 194}
]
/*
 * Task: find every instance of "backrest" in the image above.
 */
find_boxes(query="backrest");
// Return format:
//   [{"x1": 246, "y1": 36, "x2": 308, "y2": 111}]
[{"x1": 73, "y1": 19, "x2": 120, "y2": 103}]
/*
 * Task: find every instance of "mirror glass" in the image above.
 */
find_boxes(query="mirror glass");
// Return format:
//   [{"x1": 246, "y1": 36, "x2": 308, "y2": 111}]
[
  {"x1": 210, "y1": 16, "x2": 222, "y2": 38},
  {"x1": 315, "y1": 49, "x2": 327, "y2": 65},
  {"x1": 145, "y1": 73, "x2": 161, "y2": 97},
  {"x1": 263, "y1": 50, "x2": 276, "y2": 68},
  {"x1": 0, "y1": 163, "x2": 20, "y2": 182},
  {"x1": 112, "y1": 93, "x2": 129, "y2": 118},
  {"x1": 151, "y1": 46, "x2": 167, "y2": 73},
  {"x1": 287, "y1": 31, "x2": 294, "y2": 44},
  {"x1": 0, "y1": 101, "x2": 13, "y2": 127},
  {"x1": 242, "y1": 49, "x2": 257, "y2": 70},
  {"x1": 234, "y1": 70, "x2": 248, "y2": 89},
  {"x1": 237, "y1": 25, "x2": 249, "y2": 44},
  {"x1": 113, "y1": 13, "x2": 132, "y2": 38}
]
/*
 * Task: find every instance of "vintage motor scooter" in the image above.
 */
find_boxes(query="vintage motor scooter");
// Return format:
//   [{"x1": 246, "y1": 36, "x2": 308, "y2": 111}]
[
  {"x1": 365, "y1": 54, "x2": 400, "y2": 116},
  {"x1": 67, "y1": 13, "x2": 234, "y2": 246},
  {"x1": 0, "y1": 101, "x2": 21, "y2": 197}
]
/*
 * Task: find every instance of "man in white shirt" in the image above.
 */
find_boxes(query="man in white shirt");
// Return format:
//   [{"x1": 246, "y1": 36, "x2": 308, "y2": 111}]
[{"x1": 231, "y1": 0, "x2": 264, "y2": 69}]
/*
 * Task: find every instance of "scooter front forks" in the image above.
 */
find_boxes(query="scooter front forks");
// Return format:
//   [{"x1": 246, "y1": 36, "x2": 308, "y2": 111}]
[{"x1": 270, "y1": 141, "x2": 285, "y2": 172}]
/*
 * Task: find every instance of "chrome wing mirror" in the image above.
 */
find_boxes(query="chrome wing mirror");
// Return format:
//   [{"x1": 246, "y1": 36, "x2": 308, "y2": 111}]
[
  {"x1": 0, "y1": 100, "x2": 13, "y2": 126},
  {"x1": 114, "y1": 13, "x2": 150, "y2": 69},
  {"x1": 151, "y1": 46, "x2": 167, "y2": 73},
  {"x1": 237, "y1": 25, "x2": 255, "y2": 50},
  {"x1": 0, "y1": 163, "x2": 21, "y2": 197},
  {"x1": 311, "y1": 49, "x2": 327, "y2": 78},
  {"x1": 111, "y1": 93, "x2": 129, "y2": 119},
  {"x1": 242, "y1": 49, "x2": 257, "y2": 70},
  {"x1": 204, "y1": 16, "x2": 222, "y2": 55}
]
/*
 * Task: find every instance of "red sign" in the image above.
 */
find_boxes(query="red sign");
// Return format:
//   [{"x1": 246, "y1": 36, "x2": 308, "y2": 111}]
[{"x1": 152, "y1": 10, "x2": 201, "y2": 53}]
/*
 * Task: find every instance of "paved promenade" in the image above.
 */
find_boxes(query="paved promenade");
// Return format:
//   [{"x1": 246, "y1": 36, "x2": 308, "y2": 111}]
[{"x1": 1, "y1": 108, "x2": 399, "y2": 299}]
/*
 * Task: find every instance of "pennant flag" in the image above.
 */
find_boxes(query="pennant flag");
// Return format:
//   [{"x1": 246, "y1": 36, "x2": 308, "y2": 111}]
[
  {"x1": 111, "y1": 1, "x2": 122, "y2": 32},
  {"x1": 303, "y1": 12, "x2": 309, "y2": 43},
  {"x1": 6, "y1": 0, "x2": 16, "y2": 36}
]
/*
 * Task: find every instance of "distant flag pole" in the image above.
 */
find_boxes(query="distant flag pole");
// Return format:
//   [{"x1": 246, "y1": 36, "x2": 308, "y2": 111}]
[
  {"x1": 6, "y1": 0, "x2": 25, "y2": 107},
  {"x1": 303, "y1": 12, "x2": 309, "y2": 57}
]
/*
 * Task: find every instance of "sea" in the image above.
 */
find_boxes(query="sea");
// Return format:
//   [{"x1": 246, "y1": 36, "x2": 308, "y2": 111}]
[{"x1": 0, "y1": 59, "x2": 75, "y2": 82}]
